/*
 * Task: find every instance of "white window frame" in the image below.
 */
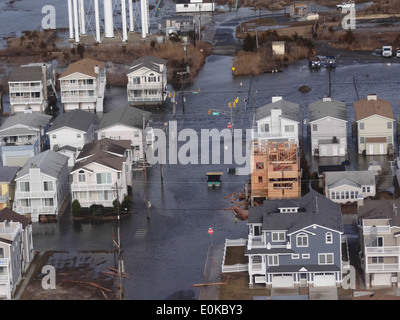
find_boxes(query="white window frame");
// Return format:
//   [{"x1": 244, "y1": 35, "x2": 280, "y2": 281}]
[
  {"x1": 318, "y1": 253, "x2": 334, "y2": 265},
  {"x1": 326, "y1": 232, "x2": 333, "y2": 244},
  {"x1": 268, "y1": 255, "x2": 279, "y2": 266},
  {"x1": 271, "y1": 232, "x2": 285, "y2": 242},
  {"x1": 296, "y1": 233, "x2": 308, "y2": 247}
]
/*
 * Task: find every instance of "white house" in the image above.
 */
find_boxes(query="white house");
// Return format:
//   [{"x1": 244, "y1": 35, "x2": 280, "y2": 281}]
[
  {"x1": 0, "y1": 113, "x2": 52, "y2": 167},
  {"x1": 8, "y1": 63, "x2": 55, "y2": 114},
  {"x1": 96, "y1": 106, "x2": 152, "y2": 162},
  {"x1": 59, "y1": 58, "x2": 106, "y2": 113},
  {"x1": 324, "y1": 170, "x2": 376, "y2": 204},
  {"x1": 253, "y1": 96, "x2": 300, "y2": 145},
  {"x1": 176, "y1": 0, "x2": 215, "y2": 13},
  {"x1": 70, "y1": 139, "x2": 133, "y2": 208},
  {"x1": 0, "y1": 208, "x2": 33, "y2": 299},
  {"x1": 127, "y1": 56, "x2": 167, "y2": 106},
  {"x1": 13, "y1": 150, "x2": 70, "y2": 222},
  {"x1": 47, "y1": 109, "x2": 96, "y2": 166},
  {"x1": 309, "y1": 97, "x2": 347, "y2": 157}
]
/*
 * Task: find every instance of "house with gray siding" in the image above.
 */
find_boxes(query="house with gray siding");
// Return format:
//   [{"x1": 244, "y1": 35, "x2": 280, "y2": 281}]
[
  {"x1": 253, "y1": 96, "x2": 300, "y2": 145},
  {"x1": 246, "y1": 189, "x2": 344, "y2": 289},
  {"x1": 0, "y1": 113, "x2": 52, "y2": 167},
  {"x1": 309, "y1": 97, "x2": 347, "y2": 157}
]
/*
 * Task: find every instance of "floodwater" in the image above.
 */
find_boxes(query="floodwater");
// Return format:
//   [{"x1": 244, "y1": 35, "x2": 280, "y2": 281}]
[{"x1": 3, "y1": 0, "x2": 400, "y2": 300}]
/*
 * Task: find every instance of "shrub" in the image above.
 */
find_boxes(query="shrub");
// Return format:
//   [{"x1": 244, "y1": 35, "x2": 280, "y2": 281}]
[
  {"x1": 71, "y1": 199, "x2": 81, "y2": 216},
  {"x1": 90, "y1": 204, "x2": 104, "y2": 216},
  {"x1": 121, "y1": 195, "x2": 133, "y2": 213}
]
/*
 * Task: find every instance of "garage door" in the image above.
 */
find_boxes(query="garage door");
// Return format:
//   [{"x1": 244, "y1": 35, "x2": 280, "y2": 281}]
[
  {"x1": 271, "y1": 274, "x2": 294, "y2": 288},
  {"x1": 314, "y1": 273, "x2": 336, "y2": 287},
  {"x1": 0, "y1": 284, "x2": 8, "y2": 298},
  {"x1": 372, "y1": 273, "x2": 391, "y2": 287}
]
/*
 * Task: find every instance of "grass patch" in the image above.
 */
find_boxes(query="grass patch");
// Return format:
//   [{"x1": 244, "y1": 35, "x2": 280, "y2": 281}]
[{"x1": 219, "y1": 272, "x2": 271, "y2": 300}]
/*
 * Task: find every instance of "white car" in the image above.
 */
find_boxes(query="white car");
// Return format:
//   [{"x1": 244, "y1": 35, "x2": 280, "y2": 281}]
[
  {"x1": 336, "y1": 1, "x2": 355, "y2": 10},
  {"x1": 396, "y1": 50, "x2": 400, "y2": 58}
]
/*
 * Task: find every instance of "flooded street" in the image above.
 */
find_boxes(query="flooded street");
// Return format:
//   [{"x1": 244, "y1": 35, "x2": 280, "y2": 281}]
[{"x1": 31, "y1": 53, "x2": 400, "y2": 299}]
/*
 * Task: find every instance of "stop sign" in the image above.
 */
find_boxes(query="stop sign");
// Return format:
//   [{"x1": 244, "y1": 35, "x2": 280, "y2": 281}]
[
  {"x1": 227, "y1": 124, "x2": 232, "y2": 129},
  {"x1": 208, "y1": 228, "x2": 214, "y2": 235}
]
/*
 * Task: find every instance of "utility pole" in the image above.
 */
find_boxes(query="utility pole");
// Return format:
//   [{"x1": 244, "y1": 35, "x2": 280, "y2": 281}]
[
  {"x1": 113, "y1": 181, "x2": 124, "y2": 300},
  {"x1": 142, "y1": 114, "x2": 150, "y2": 220}
]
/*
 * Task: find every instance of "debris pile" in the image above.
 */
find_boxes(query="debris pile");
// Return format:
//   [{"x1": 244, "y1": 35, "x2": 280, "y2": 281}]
[{"x1": 224, "y1": 192, "x2": 249, "y2": 220}]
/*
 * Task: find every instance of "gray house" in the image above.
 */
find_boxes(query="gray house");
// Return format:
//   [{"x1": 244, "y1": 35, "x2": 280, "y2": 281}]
[
  {"x1": 309, "y1": 97, "x2": 347, "y2": 157},
  {"x1": 0, "y1": 113, "x2": 52, "y2": 167},
  {"x1": 246, "y1": 189, "x2": 344, "y2": 288}
]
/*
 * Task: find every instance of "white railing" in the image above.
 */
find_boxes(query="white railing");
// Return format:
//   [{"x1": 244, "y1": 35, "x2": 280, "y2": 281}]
[
  {"x1": 15, "y1": 206, "x2": 56, "y2": 214},
  {"x1": 247, "y1": 235, "x2": 265, "y2": 249},
  {"x1": 0, "y1": 258, "x2": 9, "y2": 266},
  {"x1": 221, "y1": 238, "x2": 248, "y2": 273},
  {"x1": 127, "y1": 95, "x2": 163, "y2": 103},
  {"x1": 0, "y1": 274, "x2": 9, "y2": 282},
  {"x1": 72, "y1": 199, "x2": 114, "y2": 208},
  {"x1": 222, "y1": 264, "x2": 248, "y2": 273},
  {"x1": 14, "y1": 191, "x2": 56, "y2": 199},
  {"x1": 60, "y1": 84, "x2": 96, "y2": 91},
  {"x1": 365, "y1": 246, "x2": 400, "y2": 255},
  {"x1": 366, "y1": 263, "x2": 400, "y2": 272},
  {"x1": 71, "y1": 183, "x2": 115, "y2": 192},
  {"x1": 225, "y1": 238, "x2": 247, "y2": 246},
  {"x1": 363, "y1": 225, "x2": 391, "y2": 234},
  {"x1": 10, "y1": 97, "x2": 43, "y2": 104},
  {"x1": 127, "y1": 82, "x2": 162, "y2": 90},
  {"x1": 9, "y1": 84, "x2": 43, "y2": 92},
  {"x1": 61, "y1": 95, "x2": 97, "y2": 103}
]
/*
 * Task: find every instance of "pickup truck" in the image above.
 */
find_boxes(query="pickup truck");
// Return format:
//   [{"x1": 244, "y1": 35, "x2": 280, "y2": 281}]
[
  {"x1": 308, "y1": 56, "x2": 321, "y2": 68},
  {"x1": 336, "y1": 1, "x2": 355, "y2": 10}
]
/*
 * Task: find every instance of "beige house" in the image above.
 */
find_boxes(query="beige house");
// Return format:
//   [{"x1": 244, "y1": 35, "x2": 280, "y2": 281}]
[
  {"x1": 358, "y1": 198, "x2": 400, "y2": 288},
  {"x1": 354, "y1": 94, "x2": 394, "y2": 155},
  {"x1": 59, "y1": 58, "x2": 106, "y2": 113}
]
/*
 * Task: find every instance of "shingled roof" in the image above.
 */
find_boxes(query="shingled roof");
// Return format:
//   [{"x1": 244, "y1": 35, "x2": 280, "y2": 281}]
[
  {"x1": 354, "y1": 94, "x2": 394, "y2": 121},
  {"x1": 255, "y1": 97, "x2": 300, "y2": 122},
  {"x1": 47, "y1": 109, "x2": 95, "y2": 133},
  {"x1": 0, "y1": 208, "x2": 31, "y2": 229},
  {"x1": 96, "y1": 106, "x2": 151, "y2": 131},
  {"x1": 60, "y1": 58, "x2": 105, "y2": 79}
]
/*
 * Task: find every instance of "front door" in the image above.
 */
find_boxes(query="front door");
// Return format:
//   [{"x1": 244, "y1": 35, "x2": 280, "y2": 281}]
[
  {"x1": 300, "y1": 273, "x2": 308, "y2": 287},
  {"x1": 379, "y1": 144, "x2": 384, "y2": 155},
  {"x1": 369, "y1": 144, "x2": 374, "y2": 155}
]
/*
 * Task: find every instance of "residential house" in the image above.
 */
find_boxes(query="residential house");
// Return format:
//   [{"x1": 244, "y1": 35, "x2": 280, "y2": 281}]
[
  {"x1": 246, "y1": 189, "x2": 344, "y2": 288},
  {"x1": 0, "y1": 208, "x2": 34, "y2": 299},
  {"x1": 96, "y1": 106, "x2": 152, "y2": 162},
  {"x1": 176, "y1": 0, "x2": 215, "y2": 13},
  {"x1": 127, "y1": 56, "x2": 167, "y2": 106},
  {"x1": 13, "y1": 150, "x2": 70, "y2": 222},
  {"x1": 47, "y1": 109, "x2": 96, "y2": 167},
  {"x1": 70, "y1": 139, "x2": 133, "y2": 208},
  {"x1": 8, "y1": 63, "x2": 55, "y2": 114},
  {"x1": 324, "y1": 170, "x2": 376, "y2": 204},
  {"x1": 357, "y1": 198, "x2": 400, "y2": 288},
  {"x1": 0, "y1": 167, "x2": 20, "y2": 210},
  {"x1": 159, "y1": 15, "x2": 194, "y2": 36},
  {"x1": 0, "y1": 113, "x2": 52, "y2": 167},
  {"x1": 354, "y1": 94, "x2": 394, "y2": 155},
  {"x1": 253, "y1": 96, "x2": 300, "y2": 145},
  {"x1": 309, "y1": 97, "x2": 347, "y2": 157},
  {"x1": 59, "y1": 58, "x2": 106, "y2": 113}
]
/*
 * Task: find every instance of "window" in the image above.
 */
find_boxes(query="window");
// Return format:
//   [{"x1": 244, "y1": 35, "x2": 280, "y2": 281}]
[
  {"x1": 20, "y1": 181, "x2": 30, "y2": 192},
  {"x1": 134, "y1": 131, "x2": 140, "y2": 138},
  {"x1": 77, "y1": 133, "x2": 81, "y2": 138},
  {"x1": 256, "y1": 162, "x2": 264, "y2": 170},
  {"x1": 96, "y1": 173, "x2": 112, "y2": 184},
  {"x1": 359, "y1": 123, "x2": 364, "y2": 130},
  {"x1": 52, "y1": 134, "x2": 56, "y2": 139},
  {"x1": 326, "y1": 232, "x2": 333, "y2": 244},
  {"x1": 268, "y1": 255, "x2": 279, "y2": 266},
  {"x1": 319, "y1": 253, "x2": 334, "y2": 265},
  {"x1": 292, "y1": 254, "x2": 299, "y2": 259},
  {"x1": 258, "y1": 176, "x2": 263, "y2": 183},
  {"x1": 78, "y1": 170, "x2": 86, "y2": 182},
  {"x1": 272, "y1": 232, "x2": 285, "y2": 242},
  {"x1": 43, "y1": 181, "x2": 53, "y2": 191},
  {"x1": 0, "y1": 248, "x2": 4, "y2": 258},
  {"x1": 331, "y1": 192, "x2": 335, "y2": 199},
  {"x1": 148, "y1": 73, "x2": 157, "y2": 82},
  {"x1": 312, "y1": 124, "x2": 317, "y2": 131},
  {"x1": 78, "y1": 191, "x2": 87, "y2": 199},
  {"x1": 43, "y1": 198, "x2": 54, "y2": 207},
  {"x1": 371, "y1": 257, "x2": 384, "y2": 263},
  {"x1": 261, "y1": 123, "x2": 269, "y2": 132},
  {"x1": 387, "y1": 122, "x2": 392, "y2": 129},
  {"x1": 360, "y1": 137, "x2": 365, "y2": 144},
  {"x1": 346, "y1": 191, "x2": 349, "y2": 199},
  {"x1": 302, "y1": 253, "x2": 310, "y2": 259},
  {"x1": 296, "y1": 233, "x2": 308, "y2": 247},
  {"x1": 100, "y1": 132, "x2": 106, "y2": 139},
  {"x1": 132, "y1": 76, "x2": 140, "y2": 84},
  {"x1": 388, "y1": 136, "x2": 392, "y2": 144},
  {"x1": 285, "y1": 125, "x2": 294, "y2": 132}
]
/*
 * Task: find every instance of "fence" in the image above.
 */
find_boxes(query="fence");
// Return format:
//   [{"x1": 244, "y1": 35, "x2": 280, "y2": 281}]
[{"x1": 221, "y1": 238, "x2": 248, "y2": 273}]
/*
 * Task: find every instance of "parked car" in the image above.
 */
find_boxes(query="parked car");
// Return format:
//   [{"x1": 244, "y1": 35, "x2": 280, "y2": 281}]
[
  {"x1": 396, "y1": 49, "x2": 400, "y2": 58},
  {"x1": 382, "y1": 45, "x2": 393, "y2": 57},
  {"x1": 308, "y1": 56, "x2": 321, "y2": 68},
  {"x1": 326, "y1": 56, "x2": 336, "y2": 68},
  {"x1": 336, "y1": 1, "x2": 355, "y2": 10}
]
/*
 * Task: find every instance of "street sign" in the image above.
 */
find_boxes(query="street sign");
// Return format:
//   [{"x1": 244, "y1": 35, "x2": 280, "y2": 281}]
[
  {"x1": 208, "y1": 228, "x2": 214, "y2": 235},
  {"x1": 228, "y1": 123, "x2": 232, "y2": 129},
  {"x1": 212, "y1": 112, "x2": 219, "y2": 115}
]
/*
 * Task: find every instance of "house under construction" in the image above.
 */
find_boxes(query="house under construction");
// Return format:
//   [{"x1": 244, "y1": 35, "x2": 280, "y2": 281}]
[{"x1": 250, "y1": 140, "x2": 301, "y2": 201}]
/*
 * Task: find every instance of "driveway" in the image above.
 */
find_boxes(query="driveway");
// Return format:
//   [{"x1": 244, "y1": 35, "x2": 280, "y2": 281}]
[{"x1": 309, "y1": 286, "x2": 338, "y2": 300}]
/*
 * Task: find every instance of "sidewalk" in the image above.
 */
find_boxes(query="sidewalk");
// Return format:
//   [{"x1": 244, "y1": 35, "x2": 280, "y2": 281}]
[{"x1": 199, "y1": 244, "x2": 224, "y2": 300}]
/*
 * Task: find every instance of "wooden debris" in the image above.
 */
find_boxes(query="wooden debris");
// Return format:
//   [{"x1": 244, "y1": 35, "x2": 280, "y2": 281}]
[
  {"x1": 62, "y1": 280, "x2": 112, "y2": 292},
  {"x1": 192, "y1": 282, "x2": 227, "y2": 287}
]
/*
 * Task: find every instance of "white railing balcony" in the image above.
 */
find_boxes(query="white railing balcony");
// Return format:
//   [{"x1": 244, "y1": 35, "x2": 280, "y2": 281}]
[
  {"x1": 9, "y1": 84, "x2": 43, "y2": 93},
  {"x1": 366, "y1": 263, "x2": 400, "y2": 273},
  {"x1": 127, "y1": 82, "x2": 162, "y2": 90},
  {"x1": 71, "y1": 182, "x2": 121, "y2": 192},
  {"x1": 72, "y1": 199, "x2": 114, "y2": 208},
  {"x1": 252, "y1": 131, "x2": 284, "y2": 139},
  {"x1": 363, "y1": 225, "x2": 391, "y2": 234},
  {"x1": 61, "y1": 84, "x2": 96, "y2": 91},
  {"x1": 247, "y1": 236, "x2": 265, "y2": 249},
  {"x1": 0, "y1": 193, "x2": 9, "y2": 204},
  {"x1": 249, "y1": 262, "x2": 265, "y2": 273},
  {"x1": 128, "y1": 95, "x2": 163, "y2": 103},
  {"x1": 61, "y1": 95, "x2": 97, "y2": 103},
  {"x1": 15, "y1": 191, "x2": 56, "y2": 199},
  {"x1": 10, "y1": 97, "x2": 43, "y2": 104},
  {"x1": 365, "y1": 246, "x2": 400, "y2": 255},
  {"x1": 0, "y1": 274, "x2": 9, "y2": 283},
  {"x1": 15, "y1": 206, "x2": 56, "y2": 214}
]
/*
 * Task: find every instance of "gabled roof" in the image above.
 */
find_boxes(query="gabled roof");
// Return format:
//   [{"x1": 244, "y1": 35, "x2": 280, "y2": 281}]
[
  {"x1": 255, "y1": 98, "x2": 300, "y2": 122},
  {"x1": 0, "y1": 166, "x2": 19, "y2": 183},
  {"x1": 0, "y1": 208, "x2": 31, "y2": 228},
  {"x1": 96, "y1": 106, "x2": 151, "y2": 131},
  {"x1": 358, "y1": 198, "x2": 400, "y2": 227},
  {"x1": 16, "y1": 150, "x2": 69, "y2": 180},
  {"x1": 128, "y1": 55, "x2": 166, "y2": 74},
  {"x1": 0, "y1": 113, "x2": 52, "y2": 135},
  {"x1": 60, "y1": 58, "x2": 105, "y2": 79},
  {"x1": 71, "y1": 138, "x2": 131, "y2": 173},
  {"x1": 354, "y1": 95, "x2": 394, "y2": 121},
  {"x1": 308, "y1": 97, "x2": 347, "y2": 122},
  {"x1": 47, "y1": 109, "x2": 95, "y2": 133},
  {"x1": 325, "y1": 170, "x2": 375, "y2": 188},
  {"x1": 248, "y1": 189, "x2": 343, "y2": 233},
  {"x1": 329, "y1": 177, "x2": 360, "y2": 189},
  {"x1": 9, "y1": 65, "x2": 43, "y2": 82}
]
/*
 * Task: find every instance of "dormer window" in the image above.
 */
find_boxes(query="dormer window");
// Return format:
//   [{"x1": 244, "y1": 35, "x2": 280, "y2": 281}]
[{"x1": 279, "y1": 207, "x2": 298, "y2": 213}]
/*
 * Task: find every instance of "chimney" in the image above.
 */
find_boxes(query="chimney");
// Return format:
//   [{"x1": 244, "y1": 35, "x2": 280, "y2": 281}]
[
  {"x1": 94, "y1": 65, "x2": 99, "y2": 74},
  {"x1": 367, "y1": 94, "x2": 377, "y2": 101},
  {"x1": 357, "y1": 194, "x2": 364, "y2": 213},
  {"x1": 323, "y1": 96, "x2": 331, "y2": 102},
  {"x1": 272, "y1": 96, "x2": 283, "y2": 103}
]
